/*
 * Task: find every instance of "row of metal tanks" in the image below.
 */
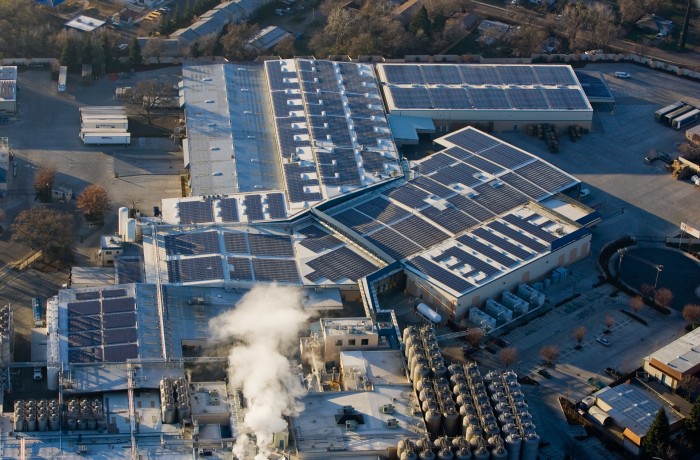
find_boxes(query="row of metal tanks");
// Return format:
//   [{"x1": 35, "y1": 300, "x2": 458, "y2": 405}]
[
  {"x1": 402, "y1": 326, "x2": 539, "y2": 460},
  {"x1": 0, "y1": 304, "x2": 11, "y2": 366},
  {"x1": 14, "y1": 398, "x2": 105, "y2": 432},
  {"x1": 160, "y1": 377, "x2": 191, "y2": 424}
]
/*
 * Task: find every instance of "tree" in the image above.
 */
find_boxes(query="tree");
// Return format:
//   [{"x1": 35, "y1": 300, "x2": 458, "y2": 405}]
[
  {"x1": 220, "y1": 22, "x2": 260, "y2": 61},
  {"x1": 539, "y1": 345, "x2": 560, "y2": 367},
  {"x1": 131, "y1": 79, "x2": 173, "y2": 124},
  {"x1": 34, "y1": 164, "x2": 56, "y2": 203},
  {"x1": 682, "y1": 304, "x2": 700, "y2": 328},
  {"x1": 11, "y1": 207, "x2": 74, "y2": 260},
  {"x1": 642, "y1": 407, "x2": 670, "y2": 459},
  {"x1": 143, "y1": 38, "x2": 167, "y2": 64},
  {"x1": 60, "y1": 39, "x2": 79, "y2": 73},
  {"x1": 509, "y1": 25, "x2": 546, "y2": 58},
  {"x1": 76, "y1": 184, "x2": 111, "y2": 222},
  {"x1": 194, "y1": 32, "x2": 218, "y2": 57},
  {"x1": 409, "y1": 6, "x2": 431, "y2": 37},
  {"x1": 604, "y1": 315, "x2": 616, "y2": 332},
  {"x1": 678, "y1": 375, "x2": 700, "y2": 401},
  {"x1": 128, "y1": 37, "x2": 142, "y2": 67},
  {"x1": 465, "y1": 328, "x2": 484, "y2": 348},
  {"x1": 498, "y1": 347, "x2": 518, "y2": 369},
  {"x1": 618, "y1": 0, "x2": 661, "y2": 25},
  {"x1": 654, "y1": 288, "x2": 674, "y2": 310},
  {"x1": 272, "y1": 36, "x2": 295, "y2": 59},
  {"x1": 630, "y1": 295, "x2": 645, "y2": 315},
  {"x1": 640, "y1": 283, "x2": 654, "y2": 299},
  {"x1": 124, "y1": 194, "x2": 144, "y2": 214},
  {"x1": 99, "y1": 34, "x2": 113, "y2": 72},
  {"x1": 686, "y1": 400, "x2": 700, "y2": 439},
  {"x1": 573, "y1": 326, "x2": 586, "y2": 349}
]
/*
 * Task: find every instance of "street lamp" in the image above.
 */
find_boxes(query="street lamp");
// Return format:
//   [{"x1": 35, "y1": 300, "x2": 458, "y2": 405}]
[{"x1": 653, "y1": 264, "x2": 663, "y2": 291}]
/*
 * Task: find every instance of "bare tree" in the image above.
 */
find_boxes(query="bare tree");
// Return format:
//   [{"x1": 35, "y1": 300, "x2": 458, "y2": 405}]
[
  {"x1": 682, "y1": 304, "x2": 700, "y2": 328},
  {"x1": 640, "y1": 283, "x2": 654, "y2": 298},
  {"x1": 76, "y1": 184, "x2": 111, "y2": 223},
  {"x1": 573, "y1": 326, "x2": 587, "y2": 348},
  {"x1": 194, "y1": 32, "x2": 218, "y2": 57},
  {"x1": 465, "y1": 328, "x2": 484, "y2": 348},
  {"x1": 678, "y1": 375, "x2": 700, "y2": 399},
  {"x1": 617, "y1": 0, "x2": 661, "y2": 24},
  {"x1": 498, "y1": 347, "x2": 518, "y2": 369},
  {"x1": 272, "y1": 36, "x2": 295, "y2": 59},
  {"x1": 220, "y1": 22, "x2": 260, "y2": 61},
  {"x1": 630, "y1": 295, "x2": 645, "y2": 315},
  {"x1": 123, "y1": 194, "x2": 144, "y2": 214},
  {"x1": 540, "y1": 345, "x2": 560, "y2": 367},
  {"x1": 604, "y1": 315, "x2": 616, "y2": 332},
  {"x1": 131, "y1": 79, "x2": 173, "y2": 124},
  {"x1": 509, "y1": 25, "x2": 547, "y2": 57},
  {"x1": 34, "y1": 164, "x2": 56, "y2": 202},
  {"x1": 654, "y1": 288, "x2": 674, "y2": 310},
  {"x1": 11, "y1": 207, "x2": 74, "y2": 261},
  {"x1": 142, "y1": 38, "x2": 167, "y2": 64}
]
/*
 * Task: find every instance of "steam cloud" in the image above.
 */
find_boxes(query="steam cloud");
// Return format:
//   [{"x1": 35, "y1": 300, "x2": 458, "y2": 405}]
[{"x1": 210, "y1": 285, "x2": 309, "y2": 460}]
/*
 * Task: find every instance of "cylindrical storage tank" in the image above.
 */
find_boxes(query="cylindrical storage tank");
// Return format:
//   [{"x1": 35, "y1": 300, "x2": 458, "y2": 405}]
[
  {"x1": 455, "y1": 392, "x2": 472, "y2": 406},
  {"x1": 487, "y1": 382, "x2": 504, "y2": 394},
  {"x1": 38, "y1": 414, "x2": 48, "y2": 432},
  {"x1": 443, "y1": 406, "x2": 460, "y2": 436},
  {"x1": 125, "y1": 218, "x2": 137, "y2": 243},
  {"x1": 448, "y1": 364, "x2": 463, "y2": 376},
  {"x1": 473, "y1": 446, "x2": 489, "y2": 460},
  {"x1": 455, "y1": 448, "x2": 472, "y2": 460},
  {"x1": 67, "y1": 418, "x2": 77, "y2": 431},
  {"x1": 37, "y1": 399, "x2": 47, "y2": 409},
  {"x1": 512, "y1": 401, "x2": 528, "y2": 413},
  {"x1": 178, "y1": 403, "x2": 191, "y2": 421},
  {"x1": 408, "y1": 345, "x2": 425, "y2": 365},
  {"x1": 520, "y1": 422, "x2": 536, "y2": 435},
  {"x1": 491, "y1": 446, "x2": 508, "y2": 460},
  {"x1": 425, "y1": 410, "x2": 441, "y2": 437},
  {"x1": 163, "y1": 405, "x2": 176, "y2": 424},
  {"x1": 14, "y1": 415, "x2": 24, "y2": 432},
  {"x1": 491, "y1": 392, "x2": 507, "y2": 405},
  {"x1": 419, "y1": 388, "x2": 436, "y2": 402},
  {"x1": 502, "y1": 371, "x2": 517, "y2": 383},
  {"x1": 26, "y1": 415, "x2": 37, "y2": 432},
  {"x1": 415, "y1": 378, "x2": 432, "y2": 393},
  {"x1": 414, "y1": 364, "x2": 431, "y2": 382},
  {"x1": 517, "y1": 412, "x2": 533, "y2": 425},
  {"x1": 484, "y1": 371, "x2": 499, "y2": 383},
  {"x1": 398, "y1": 438, "x2": 416, "y2": 458},
  {"x1": 87, "y1": 419, "x2": 97, "y2": 430},
  {"x1": 501, "y1": 423, "x2": 518, "y2": 437},
  {"x1": 521, "y1": 434, "x2": 539, "y2": 460},
  {"x1": 459, "y1": 404, "x2": 475, "y2": 419},
  {"x1": 416, "y1": 437, "x2": 433, "y2": 451},
  {"x1": 494, "y1": 402, "x2": 510, "y2": 415},
  {"x1": 401, "y1": 451, "x2": 419, "y2": 460},
  {"x1": 422, "y1": 398, "x2": 439, "y2": 413},
  {"x1": 509, "y1": 392, "x2": 525, "y2": 404},
  {"x1": 451, "y1": 376, "x2": 467, "y2": 391},
  {"x1": 403, "y1": 326, "x2": 415, "y2": 343},
  {"x1": 78, "y1": 419, "x2": 87, "y2": 430},
  {"x1": 505, "y1": 381, "x2": 521, "y2": 393},
  {"x1": 437, "y1": 448, "x2": 454, "y2": 460},
  {"x1": 505, "y1": 434, "x2": 521, "y2": 460},
  {"x1": 81, "y1": 405, "x2": 91, "y2": 416},
  {"x1": 483, "y1": 424, "x2": 499, "y2": 438},
  {"x1": 433, "y1": 363, "x2": 448, "y2": 379},
  {"x1": 49, "y1": 414, "x2": 60, "y2": 431},
  {"x1": 118, "y1": 207, "x2": 129, "y2": 237},
  {"x1": 419, "y1": 448, "x2": 436, "y2": 460}
]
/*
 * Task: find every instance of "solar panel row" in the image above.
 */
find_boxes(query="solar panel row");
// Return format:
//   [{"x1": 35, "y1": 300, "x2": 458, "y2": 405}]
[
  {"x1": 305, "y1": 247, "x2": 377, "y2": 282},
  {"x1": 382, "y1": 64, "x2": 578, "y2": 87}
]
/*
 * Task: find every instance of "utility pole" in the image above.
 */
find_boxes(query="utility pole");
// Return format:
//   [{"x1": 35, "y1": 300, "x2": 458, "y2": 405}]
[{"x1": 678, "y1": 0, "x2": 693, "y2": 49}]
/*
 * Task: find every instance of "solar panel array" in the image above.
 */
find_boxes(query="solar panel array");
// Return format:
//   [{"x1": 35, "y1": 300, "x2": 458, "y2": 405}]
[
  {"x1": 305, "y1": 247, "x2": 378, "y2": 282},
  {"x1": 178, "y1": 200, "x2": 214, "y2": 224},
  {"x1": 66, "y1": 289, "x2": 139, "y2": 364},
  {"x1": 265, "y1": 59, "x2": 400, "y2": 205},
  {"x1": 177, "y1": 192, "x2": 291, "y2": 224},
  {"x1": 164, "y1": 231, "x2": 220, "y2": 256},
  {"x1": 380, "y1": 64, "x2": 589, "y2": 111},
  {"x1": 298, "y1": 224, "x2": 343, "y2": 253},
  {"x1": 167, "y1": 256, "x2": 225, "y2": 283}
]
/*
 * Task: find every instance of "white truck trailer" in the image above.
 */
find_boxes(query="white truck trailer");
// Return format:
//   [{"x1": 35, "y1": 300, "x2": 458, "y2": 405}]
[
  {"x1": 80, "y1": 132, "x2": 131, "y2": 145},
  {"x1": 58, "y1": 66, "x2": 67, "y2": 92}
]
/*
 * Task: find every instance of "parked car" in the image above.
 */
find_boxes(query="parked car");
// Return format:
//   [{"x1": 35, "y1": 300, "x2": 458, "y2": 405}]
[
  {"x1": 118, "y1": 43, "x2": 129, "y2": 51},
  {"x1": 596, "y1": 337, "x2": 610, "y2": 347},
  {"x1": 538, "y1": 369, "x2": 552, "y2": 379},
  {"x1": 33, "y1": 367, "x2": 42, "y2": 380},
  {"x1": 614, "y1": 72, "x2": 631, "y2": 79}
]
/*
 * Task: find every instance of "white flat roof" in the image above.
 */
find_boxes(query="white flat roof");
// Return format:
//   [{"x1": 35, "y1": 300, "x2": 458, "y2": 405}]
[
  {"x1": 65, "y1": 15, "x2": 106, "y2": 32},
  {"x1": 645, "y1": 327, "x2": 700, "y2": 374}
]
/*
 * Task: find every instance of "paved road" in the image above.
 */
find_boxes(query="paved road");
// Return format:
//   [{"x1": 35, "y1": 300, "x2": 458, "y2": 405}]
[{"x1": 465, "y1": 0, "x2": 700, "y2": 71}]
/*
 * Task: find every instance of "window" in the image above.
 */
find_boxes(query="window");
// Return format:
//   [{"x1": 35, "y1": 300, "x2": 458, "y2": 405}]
[
  {"x1": 361, "y1": 339, "x2": 369, "y2": 346},
  {"x1": 335, "y1": 340, "x2": 342, "y2": 346},
  {"x1": 348, "y1": 339, "x2": 356, "y2": 346},
  {"x1": 105, "y1": 251, "x2": 112, "y2": 255}
]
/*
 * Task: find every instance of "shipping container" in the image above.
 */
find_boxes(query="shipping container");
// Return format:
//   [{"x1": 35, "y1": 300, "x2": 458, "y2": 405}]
[
  {"x1": 32, "y1": 297, "x2": 43, "y2": 327},
  {"x1": 80, "y1": 132, "x2": 131, "y2": 145},
  {"x1": 654, "y1": 101, "x2": 685, "y2": 121},
  {"x1": 672, "y1": 108, "x2": 700, "y2": 130},
  {"x1": 57, "y1": 66, "x2": 67, "y2": 92},
  {"x1": 663, "y1": 104, "x2": 694, "y2": 125}
]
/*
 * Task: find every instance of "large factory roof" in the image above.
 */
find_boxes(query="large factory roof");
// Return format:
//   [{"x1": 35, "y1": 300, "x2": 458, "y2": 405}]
[
  {"x1": 644, "y1": 327, "x2": 700, "y2": 375},
  {"x1": 376, "y1": 63, "x2": 592, "y2": 113},
  {"x1": 180, "y1": 59, "x2": 400, "y2": 219}
]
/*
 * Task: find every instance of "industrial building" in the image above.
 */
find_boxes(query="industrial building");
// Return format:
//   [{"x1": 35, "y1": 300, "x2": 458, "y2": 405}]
[
  {"x1": 643, "y1": 327, "x2": 700, "y2": 390},
  {"x1": 0, "y1": 137, "x2": 9, "y2": 200},
  {"x1": 376, "y1": 63, "x2": 593, "y2": 137},
  {"x1": 0, "y1": 66, "x2": 17, "y2": 112}
]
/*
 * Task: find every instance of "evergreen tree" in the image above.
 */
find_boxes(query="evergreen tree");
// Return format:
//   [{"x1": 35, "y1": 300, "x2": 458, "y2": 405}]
[
  {"x1": 82, "y1": 36, "x2": 93, "y2": 65},
  {"x1": 100, "y1": 35, "x2": 113, "y2": 72},
  {"x1": 408, "y1": 6, "x2": 431, "y2": 37},
  {"x1": 432, "y1": 12, "x2": 447, "y2": 36},
  {"x1": 128, "y1": 37, "x2": 142, "y2": 67},
  {"x1": 687, "y1": 400, "x2": 700, "y2": 440},
  {"x1": 642, "y1": 408, "x2": 670, "y2": 459},
  {"x1": 60, "y1": 39, "x2": 79, "y2": 72}
]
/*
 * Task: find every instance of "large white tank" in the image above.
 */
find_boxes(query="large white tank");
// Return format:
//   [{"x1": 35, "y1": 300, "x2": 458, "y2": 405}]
[
  {"x1": 419, "y1": 448, "x2": 436, "y2": 460},
  {"x1": 398, "y1": 438, "x2": 416, "y2": 458},
  {"x1": 417, "y1": 303, "x2": 442, "y2": 323},
  {"x1": 118, "y1": 207, "x2": 129, "y2": 237},
  {"x1": 14, "y1": 415, "x2": 25, "y2": 432},
  {"x1": 87, "y1": 419, "x2": 97, "y2": 430},
  {"x1": 443, "y1": 406, "x2": 460, "y2": 436},
  {"x1": 125, "y1": 218, "x2": 137, "y2": 242},
  {"x1": 49, "y1": 414, "x2": 60, "y2": 431},
  {"x1": 67, "y1": 418, "x2": 77, "y2": 431},
  {"x1": 425, "y1": 409, "x2": 442, "y2": 437},
  {"x1": 26, "y1": 415, "x2": 37, "y2": 432},
  {"x1": 401, "y1": 451, "x2": 418, "y2": 460},
  {"x1": 437, "y1": 448, "x2": 454, "y2": 460},
  {"x1": 38, "y1": 414, "x2": 48, "y2": 432}
]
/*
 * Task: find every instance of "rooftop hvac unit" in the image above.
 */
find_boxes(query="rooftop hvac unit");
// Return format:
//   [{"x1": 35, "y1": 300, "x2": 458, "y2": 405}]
[
  {"x1": 386, "y1": 418, "x2": 399, "y2": 428},
  {"x1": 345, "y1": 420, "x2": 358, "y2": 430},
  {"x1": 380, "y1": 404, "x2": 395, "y2": 414}
]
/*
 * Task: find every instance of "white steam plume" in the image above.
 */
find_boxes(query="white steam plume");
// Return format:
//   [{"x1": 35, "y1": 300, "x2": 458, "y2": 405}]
[{"x1": 210, "y1": 284, "x2": 309, "y2": 460}]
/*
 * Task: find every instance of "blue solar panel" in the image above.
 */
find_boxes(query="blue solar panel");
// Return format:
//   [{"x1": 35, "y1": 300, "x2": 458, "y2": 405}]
[
  {"x1": 383, "y1": 65, "x2": 425, "y2": 84},
  {"x1": 284, "y1": 163, "x2": 323, "y2": 203},
  {"x1": 469, "y1": 88, "x2": 511, "y2": 109},
  {"x1": 298, "y1": 225, "x2": 343, "y2": 253},
  {"x1": 355, "y1": 197, "x2": 410, "y2": 225},
  {"x1": 411, "y1": 176, "x2": 455, "y2": 198},
  {"x1": 390, "y1": 215, "x2": 450, "y2": 249},
  {"x1": 164, "y1": 232, "x2": 220, "y2": 256},
  {"x1": 249, "y1": 234, "x2": 294, "y2": 257},
  {"x1": 252, "y1": 258, "x2": 300, "y2": 283},
  {"x1": 506, "y1": 88, "x2": 550, "y2": 109},
  {"x1": 537, "y1": 66, "x2": 577, "y2": 86},
  {"x1": 443, "y1": 128, "x2": 500, "y2": 153},
  {"x1": 178, "y1": 200, "x2": 214, "y2": 224},
  {"x1": 462, "y1": 154, "x2": 505, "y2": 175},
  {"x1": 390, "y1": 87, "x2": 432, "y2": 108},
  {"x1": 267, "y1": 193, "x2": 287, "y2": 219},
  {"x1": 421, "y1": 65, "x2": 464, "y2": 84},
  {"x1": 409, "y1": 256, "x2": 474, "y2": 293},
  {"x1": 305, "y1": 247, "x2": 377, "y2": 282},
  {"x1": 432, "y1": 246, "x2": 500, "y2": 278},
  {"x1": 456, "y1": 234, "x2": 517, "y2": 267},
  {"x1": 488, "y1": 221, "x2": 547, "y2": 252},
  {"x1": 223, "y1": 232, "x2": 249, "y2": 254},
  {"x1": 333, "y1": 208, "x2": 384, "y2": 234},
  {"x1": 167, "y1": 256, "x2": 224, "y2": 283},
  {"x1": 478, "y1": 144, "x2": 533, "y2": 169},
  {"x1": 472, "y1": 227, "x2": 532, "y2": 261},
  {"x1": 419, "y1": 205, "x2": 479, "y2": 235},
  {"x1": 365, "y1": 227, "x2": 422, "y2": 260},
  {"x1": 228, "y1": 256, "x2": 253, "y2": 281},
  {"x1": 460, "y1": 66, "x2": 502, "y2": 85},
  {"x1": 418, "y1": 153, "x2": 456, "y2": 175},
  {"x1": 447, "y1": 194, "x2": 495, "y2": 222},
  {"x1": 515, "y1": 161, "x2": 577, "y2": 193},
  {"x1": 384, "y1": 183, "x2": 430, "y2": 210},
  {"x1": 499, "y1": 172, "x2": 548, "y2": 200},
  {"x1": 501, "y1": 214, "x2": 557, "y2": 243},
  {"x1": 546, "y1": 88, "x2": 590, "y2": 110},
  {"x1": 471, "y1": 181, "x2": 529, "y2": 215},
  {"x1": 245, "y1": 195, "x2": 265, "y2": 221},
  {"x1": 498, "y1": 66, "x2": 538, "y2": 85},
  {"x1": 427, "y1": 88, "x2": 472, "y2": 109}
]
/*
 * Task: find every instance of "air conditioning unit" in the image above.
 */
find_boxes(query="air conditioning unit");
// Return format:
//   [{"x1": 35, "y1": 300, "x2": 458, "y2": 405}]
[
  {"x1": 345, "y1": 420, "x2": 358, "y2": 430},
  {"x1": 386, "y1": 418, "x2": 399, "y2": 429},
  {"x1": 379, "y1": 404, "x2": 395, "y2": 414}
]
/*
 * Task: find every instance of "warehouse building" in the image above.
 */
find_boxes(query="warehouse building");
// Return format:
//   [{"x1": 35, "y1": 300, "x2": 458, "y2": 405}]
[
  {"x1": 376, "y1": 63, "x2": 593, "y2": 136},
  {"x1": 0, "y1": 66, "x2": 17, "y2": 113},
  {"x1": 643, "y1": 327, "x2": 700, "y2": 390}
]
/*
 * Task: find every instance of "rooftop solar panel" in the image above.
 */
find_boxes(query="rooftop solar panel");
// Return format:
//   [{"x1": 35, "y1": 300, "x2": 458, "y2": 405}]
[
  {"x1": 536, "y1": 66, "x2": 577, "y2": 86},
  {"x1": 360, "y1": 150, "x2": 388, "y2": 174},
  {"x1": 472, "y1": 181, "x2": 529, "y2": 215},
  {"x1": 447, "y1": 194, "x2": 495, "y2": 222},
  {"x1": 418, "y1": 153, "x2": 456, "y2": 175},
  {"x1": 104, "y1": 327, "x2": 138, "y2": 345},
  {"x1": 228, "y1": 256, "x2": 253, "y2": 281},
  {"x1": 478, "y1": 144, "x2": 533, "y2": 169},
  {"x1": 472, "y1": 227, "x2": 532, "y2": 261},
  {"x1": 252, "y1": 258, "x2": 300, "y2": 283},
  {"x1": 488, "y1": 221, "x2": 548, "y2": 252},
  {"x1": 515, "y1": 161, "x2": 578, "y2": 193},
  {"x1": 178, "y1": 200, "x2": 214, "y2": 224},
  {"x1": 283, "y1": 163, "x2": 322, "y2": 203},
  {"x1": 219, "y1": 198, "x2": 239, "y2": 222},
  {"x1": 443, "y1": 128, "x2": 500, "y2": 153},
  {"x1": 441, "y1": 146, "x2": 474, "y2": 161},
  {"x1": 459, "y1": 66, "x2": 502, "y2": 85},
  {"x1": 167, "y1": 256, "x2": 224, "y2": 283},
  {"x1": 67, "y1": 301, "x2": 101, "y2": 316},
  {"x1": 390, "y1": 215, "x2": 450, "y2": 249},
  {"x1": 68, "y1": 332, "x2": 101, "y2": 348},
  {"x1": 267, "y1": 193, "x2": 287, "y2": 219},
  {"x1": 68, "y1": 316, "x2": 100, "y2": 332},
  {"x1": 431, "y1": 164, "x2": 481, "y2": 188},
  {"x1": 469, "y1": 88, "x2": 511, "y2": 109},
  {"x1": 427, "y1": 88, "x2": 472, "y2": 109},
  {"x1": 249, "y1": 233, "x2": 295, "y2": 257},
  {"x1": 306, "y1": 247, "x2": 378, "y2": 282},
  {"x1": 103, "y1": 344, "x2": 138, "y2": 362},
  {"x1": 244, "y1": 195, "x2": 265, "y2": 222},
  {"x1": 501, "y1": 214, "x2": 557, "y2": 243},
  {"x1": 462, "y1": 154, "x2": 505, "y2": 175},
  {"x1": 102, "y1": 289, "x2": 127, "y2": 298},
  {"x1": 102, "y1": 312, "x2": 137, "y2": 329},
  {"x1": 497, "y1": 172, "x2": 547, "y2": 200},
  {"x1": 355, "y1": 197, "x2": 410, "y2": 225},
  {"x1": 384, "y1": 183, "x2": 430, "y2": 210},
  {"x1": 333, "y1": 208, "x2": 384, "y2": 234},
  {"x1": 298, "y1": 225, "x2": 344, "y2": 253},
  {"x1": 498, "y1": 66, "x2": 538, "y2": 86},
  {"x1": 365, "y1": 227, "x2": 422, "y2": 260},
  {"x1": 419, "y1": 205, "x2": 479, "y2": 235},
  {"x1": 102, "y1": 297, "x2": 136, "y2": 314},
  {"x1": 506, "y1": 88, "x2": 550, "y2": 109},
  {"x1": 115, "y1": 257, "x2": 143, "y2": 284},
  {"x1": 421, "y1": 65, "x2": 463, "y2": 85},
  {"x1": 545, "y1": 88, "x2": 590, "y2": 110},
  {"x1": 164, "y1": 231, "x2": 220, "y2": 256},
  {"x1": 390, "y1": 87, "x2": 432, "y2": 109},
  {"x1": 456, "y1": 234, "x2": 517, "y2": 267},
  {"x1": 411, "y1": 176, "x2": 455, "y2": 198},
  {"x1": 409, "y1": 255, "x2": 474, "y2": 293},
  {"x1": 383, "y1": 65, "x2": 425, "y2": 85},
  {"x1": 433, "y1": 246, "x2": 500, "y2": 278},
  {"x1": 75, "y1": 291, "x2": 100, "y2": 301},
  {"x1": 69, "y1": 348, "x2": 103, "y2": 363},
  {"x1": 223, "y1": 232, "x2": 249, "y2": 254}
]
